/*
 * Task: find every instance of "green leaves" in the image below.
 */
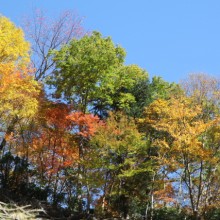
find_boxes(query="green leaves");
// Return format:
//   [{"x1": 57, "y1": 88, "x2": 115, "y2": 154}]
[
  {"x1": 48, "y1": 31, "x2": 125, "y2": 112},
  {"x1": 48, "y1": 32, "x2": 150, "y2": 116}
]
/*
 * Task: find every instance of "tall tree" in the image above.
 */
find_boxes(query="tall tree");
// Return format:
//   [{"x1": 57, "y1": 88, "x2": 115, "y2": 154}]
[
  {"x1": 28, "y1": 103, "x2": 78, "y2": 206},
  {"x1": 0, "y1": 63, "x2": 40, "y2": 151},
  {"x1": 48, "y1": 31, "x2": 126, "y2": 113},
  {"x1": 91, "y1": 112, "x2": 152, "y2": 218},
  {"x1": 141, "y1": 95, "x2": 220, "y2": 219},
  {"x1": 0, "y1": 16, "x2": 41, "y2": 196}
]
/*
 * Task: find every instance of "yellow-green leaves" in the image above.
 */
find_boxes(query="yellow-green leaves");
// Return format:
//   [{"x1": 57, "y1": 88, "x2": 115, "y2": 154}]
[{"x1": 92, "y1": 112, "x2": 149, "y2": 176}]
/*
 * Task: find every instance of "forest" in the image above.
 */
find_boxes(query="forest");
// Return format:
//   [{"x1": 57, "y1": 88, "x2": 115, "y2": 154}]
[{"x1": 0, "y1": 10, "x2": 220, "y2": 220}]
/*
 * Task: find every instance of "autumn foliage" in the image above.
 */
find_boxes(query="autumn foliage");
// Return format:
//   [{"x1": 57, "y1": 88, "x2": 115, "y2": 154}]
[
  {"x1": 0, "y1": 16, "x2": 30, "y2": 64},
  {"x1": 0, "y1": 13, "x2": 220, "y2": 220}
]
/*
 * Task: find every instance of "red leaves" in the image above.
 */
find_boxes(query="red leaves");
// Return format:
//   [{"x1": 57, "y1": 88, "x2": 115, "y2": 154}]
[
  {"x1": 46, "y1": 103, "x2": 72, "y2": 130},
  {"x1": 29, "y1": 103, "x2": 77, "y2": 177},
  {"x1": 29, "y1": 103, "x2": 101, "y2": 178},
  {"x1": 67, "y1": 111, "x2": 100, "y2": 137},
  {"x1": 45, "y1": 104, "x2": 101, "y2": 138},
  {"x1": 31, "y1": 132, "x2": 78, "y2": 175}
]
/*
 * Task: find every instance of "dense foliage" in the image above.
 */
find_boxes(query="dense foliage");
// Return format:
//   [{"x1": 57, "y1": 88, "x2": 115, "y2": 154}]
[{"x1": 0, "y1": 14, "x2": 219, "y2": 220}]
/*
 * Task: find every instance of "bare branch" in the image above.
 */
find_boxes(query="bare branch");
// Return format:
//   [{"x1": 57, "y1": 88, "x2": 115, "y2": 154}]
[{"x1": 22, "y1": 9, "x2": 85, "y2": 81}]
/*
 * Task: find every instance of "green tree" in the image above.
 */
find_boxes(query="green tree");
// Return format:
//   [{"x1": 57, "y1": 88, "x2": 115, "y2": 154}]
[
  {"x1": 93, "y1": 64, "x2": 149, "y2": 117},
  {"x1": 126, "y1": 76, "x2": 181, "y2": 119},
  {"x1": 148, "y1": 76, "x2": 182, "y2": 103},
  {"x1": 48, "y1": 31, "x2": 125, "y2": 113},
  {"x1": 91, "y1": 112, "x2": 153, "y2": 218}
]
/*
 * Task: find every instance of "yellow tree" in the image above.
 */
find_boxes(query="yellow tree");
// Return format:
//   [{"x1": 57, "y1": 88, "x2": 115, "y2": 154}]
[
  {"x1": 0, "y1": 16, "x2": 30, "y2": 64},
  {"x1": 0, "y1": 16, "x2": 41, "y2": 191},
  {"x1": 0, "y1": 16, "x2": 40, "y2": 150},
  {"x1": 141, "y1": 95, "x2": 219, "y2": 219},
  {"x1": 0, "y1": 63, "x2": 40, "y2": 149},
  {"x1": 0, "y1": 62, "x2": 41, "y2": 191}
]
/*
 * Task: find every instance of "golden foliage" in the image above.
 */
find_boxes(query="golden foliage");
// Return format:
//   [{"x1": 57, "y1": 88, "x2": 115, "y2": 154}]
[
  {"x1": 0, "y1": 63, "x2": 40, "y2": 120},
  {"x1": 142, "y1": 96, "x2": 215, "y2": 166},
  {"x1": 0, "y1": 16, "x2": 30, "y2": 65}
]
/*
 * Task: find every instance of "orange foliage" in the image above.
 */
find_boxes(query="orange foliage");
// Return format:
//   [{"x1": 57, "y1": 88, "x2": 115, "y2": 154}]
[
  {"x1": 30, "y1": 104, "x2": 78, "y2": 177},
  {"x1": 67, "y1": 112, "x2": 100, "y2": 137},
  {"x1": 31, "y1": 133, "x2": 78, "y2": 175},
  {"x1": 46, "y1": 103, "x2": 72, "y2": 130},
  {"x1": 27, "y1": 105, "x2": 101, "y2": 181},
  {"x1": 154, "y1": 182, "x2": 176, "y2": 206}
]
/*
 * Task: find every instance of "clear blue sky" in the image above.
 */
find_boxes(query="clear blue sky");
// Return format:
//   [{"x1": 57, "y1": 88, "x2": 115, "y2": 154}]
[{"x1": 1, "y1": 0, "x2": 220, "y2": 82}]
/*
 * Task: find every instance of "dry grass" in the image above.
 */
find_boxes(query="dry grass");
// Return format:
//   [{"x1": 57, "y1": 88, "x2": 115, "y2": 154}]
[{"x1": 0, "y1": 201, "x2": 45, "y2": 220}]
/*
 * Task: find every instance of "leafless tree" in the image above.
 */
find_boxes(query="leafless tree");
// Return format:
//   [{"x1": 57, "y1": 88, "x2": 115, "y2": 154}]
[{"x1": 23, "y1": 9, "x2": 85, "y2": 81}]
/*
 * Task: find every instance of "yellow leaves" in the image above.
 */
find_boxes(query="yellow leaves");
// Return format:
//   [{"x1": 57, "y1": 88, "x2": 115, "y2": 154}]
[
  {"x1": 0, "y1": 16, "x2": 30, "y2": 65},
  {"x1": 143, "y1": 99, "x2": 168, "y2": 124},
  {"x1": 143, "y1": 95, "x2": 216, "y2": 167},
  {"x1": 0, "y1": 63, "x2": 41, "y2": 120}
]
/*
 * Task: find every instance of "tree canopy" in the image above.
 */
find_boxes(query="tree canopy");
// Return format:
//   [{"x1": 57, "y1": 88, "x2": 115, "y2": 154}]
[{"x1": 0, "y1": 13, "x2": 219, "y2": 220}]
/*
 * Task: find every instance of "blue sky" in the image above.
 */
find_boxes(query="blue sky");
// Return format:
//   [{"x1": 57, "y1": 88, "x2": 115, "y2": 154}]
[{"x1": 1, "y1": 0, "x2": 220, "y2": 82}]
